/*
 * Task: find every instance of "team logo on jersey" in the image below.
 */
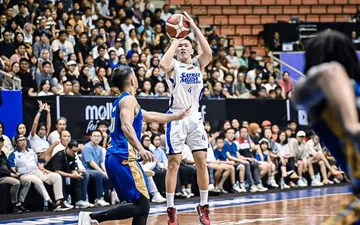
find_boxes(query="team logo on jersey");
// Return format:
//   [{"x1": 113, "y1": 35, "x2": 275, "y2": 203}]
[
  {"x1": 187, "y1": 66, "x2": 194, "y2": 70},
  {"x1": 179, "y1": 65, "x2": 186, "y2": 68},
  {"x1": 180, "y1": 72, "x2": 201, "y2": 84}
]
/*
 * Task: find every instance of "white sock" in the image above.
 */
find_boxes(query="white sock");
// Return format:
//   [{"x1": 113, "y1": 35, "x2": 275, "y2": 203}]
[
  {"x1": 166, "y1": 192, "x2": 175, "y2": 208},
  {"x1": 185, "y1": 188, "x2": 191, "y2": 193},
  {"x1": 199, "y1": 189, "x2": 208, "y2": 206}
]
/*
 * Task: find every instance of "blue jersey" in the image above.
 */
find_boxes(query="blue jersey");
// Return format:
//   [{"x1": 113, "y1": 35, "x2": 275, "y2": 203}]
[
  {"x1": 309, "y1": 80, "x2": 360, "y2": 180},
  {"x1": 107, "y1": 92, "x2": 143, "y2": 161}
]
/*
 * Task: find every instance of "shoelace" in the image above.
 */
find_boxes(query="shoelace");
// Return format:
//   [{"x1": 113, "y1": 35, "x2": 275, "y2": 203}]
[
  {"x1": 168, "y1": 209, "x2": 176, "y2": 222},
  {"x1": 203, "y1": 207, "x2": 210, "y2": 219}
]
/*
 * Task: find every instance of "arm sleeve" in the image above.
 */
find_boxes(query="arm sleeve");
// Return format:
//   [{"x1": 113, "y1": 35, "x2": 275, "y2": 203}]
[{"x1": 8, "y1": 152, "x2": 15, "y2": 168}]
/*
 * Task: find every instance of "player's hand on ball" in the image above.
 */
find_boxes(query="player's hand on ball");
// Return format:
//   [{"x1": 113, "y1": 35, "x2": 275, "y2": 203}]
[
  {"x1": 139, "y1": 149, "x2": 155, "y2": 163},
  {"x1": 183, "y1": 11, "x2": 195, "y2": 27}
]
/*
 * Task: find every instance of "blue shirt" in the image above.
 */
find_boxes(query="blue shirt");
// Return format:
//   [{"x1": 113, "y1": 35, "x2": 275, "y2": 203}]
[
  {"x1": 81, "y1": 142, "x2": 104, "y2": 170},
  {"x1": 223, "y1": 141, "x2": 238, "y2": 159},
  {"x1": 214, "y1": 148, "x2": 227, "y2": 161},
  {"x1": 8, "y1": 148, "x2": 39, "y2": 175},
  {"x1": 153, "y1": 147, "x2": 167, "y2": 170},
  {"x1": 107, "y1": 92, "x2": 143, "y2": 161}
]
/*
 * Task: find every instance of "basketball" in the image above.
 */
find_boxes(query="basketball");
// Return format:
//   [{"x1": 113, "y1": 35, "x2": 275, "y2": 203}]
[{"x1": 166, "y1": 14, "x2": 190, "y2": 39}]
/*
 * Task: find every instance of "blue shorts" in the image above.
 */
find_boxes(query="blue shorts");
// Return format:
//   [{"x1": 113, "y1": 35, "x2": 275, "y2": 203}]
[{"x1": 105, "y1": 154, "x2": 150, "y2": 203}]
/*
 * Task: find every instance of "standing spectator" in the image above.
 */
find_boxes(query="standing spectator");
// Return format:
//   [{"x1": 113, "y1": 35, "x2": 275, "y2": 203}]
[
  {"x1": 277, "y1": 71, "x2": 293, "y2": 94},
  {"x1": 81, "y1": 130, "x2": 110, "y2": 207},
  {"x1": 0, "y1": 135, "x2": 30, "y2": 213},
  {"x1": 46, "y1": 140, "x2": 91, "y2": 209},
  {"x1": 15, "y1": 3, "x2": 30, "y2": 29},
  {"x1": 0, "y1": 29, "x2": 15, "y2": 66},
  {"x1": 9, "y1": 134, "x2": 72, "y2": 212},
  {"x1": 120, "y1": 17, "x2": 135, "y2": 38},
  {"x1": 74, "y1": 32, "x2": 91, "y2": 67},
  {"x1": 17, "y1": 58, "x2": 33, "y2": 96}
]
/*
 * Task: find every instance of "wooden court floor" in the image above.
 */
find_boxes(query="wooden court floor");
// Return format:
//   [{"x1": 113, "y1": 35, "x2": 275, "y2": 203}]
[
  {"x1": 104, "y1": 192, "x2": 352, "y2": 225},
  {"x1": 0, "y1": 185, "x2": 353, "y2": 225}
]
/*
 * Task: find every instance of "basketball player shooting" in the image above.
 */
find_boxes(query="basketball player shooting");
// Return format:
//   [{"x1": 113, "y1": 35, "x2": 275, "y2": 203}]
[
  {"x1": 160, "y1": 12, "x2": 213, "y2": 225},
  {"x1": 292, "y1": 31, "x2": 360, "y2": 225},
  {"x1": 78, "y1": 67, "x2": 189, "y2": 225}
]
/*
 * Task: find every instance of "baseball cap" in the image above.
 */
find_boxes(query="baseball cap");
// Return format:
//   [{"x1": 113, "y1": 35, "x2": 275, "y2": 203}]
[
  {"x1": 94, "y1": 83, "x2": 104, "y2": 89},
  {"x1": 0, "y1": 135, "x2": 4, "y2": 142},
  {"x1": 261, "y1": 120, "x2": 272, "y2": 127},
  {"x1": 67, "y1": 60, "x2": 77, "y2": 66},
  {"x1": 115, "y1": 38, "x2": 122, "y2": 42},
  {"x1": 296, "y1": 131, "x2": 306, "y2": 137}
]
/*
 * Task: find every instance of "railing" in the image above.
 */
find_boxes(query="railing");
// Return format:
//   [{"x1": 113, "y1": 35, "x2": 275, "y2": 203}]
[
  {"x1": 268, "y1": 51, "x2": 305, "y2": 83},
  {"x1": 0, "y1": 70, "x2": 22, "y2": 90}
]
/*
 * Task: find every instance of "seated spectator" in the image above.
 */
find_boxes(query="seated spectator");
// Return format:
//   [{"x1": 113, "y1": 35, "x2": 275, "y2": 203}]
[
  {"x1": 235, "y1": 127, "x2": 268, "y2": 192},
  {"x1": 72, "y1": 80, "x2": 81, "y2": 96},
  {"x1": 9, "y1": 134, "x2": 72, "y2": 211},
  {"x1": 140, "y1": 135, "x2": 166, "y2": 203},
  {"x1": 28, "y1": 101, "x2": 51, "y2": 154},
  {"x1": 35, "y1": 61, "x2": 58, "y2": 93},
  {"x1": 46, "y1": 140, "x2": 92, "y2": 208},
  {"x1": 37, "y1": 49, "x2": 53, "y2": 74},
  {"x1": 10, "y1": 43, "x2": 29, "y2": 66},
  {"x1": 256, "y1": 138, "x2": 279, "y2": 188},
  {"x1": 263, "y1": 75, "x2": 277, "y2": 93},
  {"x1": 81, "y1": 130, "x2": 110, "y2": 206},
  {"x1": 78, "y1": 66, "x2": 94, "y2": 95},
  {"x1": 323, "y1": 147, "x2": 346, "y2": 184},
  {"x1": 59, "y1": 80, "x2": 74, "y2": 95},
  {"x1": 17, "y1": 58, "x2": 33, "y2": 96},
  {"x1": 37, "y1": 80, "x2": 54, "y2": 96},
  {"x1": 2, "y1": 62, "x2": 20, "y2": 90},
  {"x1": 91, "y1": 82, "x2": 105, "y2": 96},
  {"x1": 65, "y1": 60, "x2": 78, "y2": 82},
  {"x1": 276, "y1": 131, "x2": 297, "y2": 188},
  {"x1": 0, "y1": 135, "x2": 30, "y2": 213},
  {"x1": 0, "y1": 121, "x2": 14, "y2": 157},
  {"x1": 138, "y1": 79, "x2": 154, "y2": 96},
  {"x1": 51, "y1": 31, "x2": 74, "y2": 58},
  {"x1": 305, "y1": 134, "x2": 340, "y2": 186},
  {"x1": 277, "y1": 71, "x2": 293, "y2": 94},
  {"x1": 213, "y1": 137, "x2": 245, "y2": 193},
  {"x1": 154, "y1": 82, "x2": 169, "y2": 97},
  {"x1": 210, "y1": 82, "x2": 226, "y2": 99},
  {"x1": 92, "y1": 67, "x2": 110, "y2": 91},
  {"x1": 290, "y1": 131, "x2": 308, "y2": 187}
]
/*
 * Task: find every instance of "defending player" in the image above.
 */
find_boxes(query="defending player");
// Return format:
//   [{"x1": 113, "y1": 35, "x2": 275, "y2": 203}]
[
  {"x1": 159, "y1": 12, "x2": 212, "y2": 225},
  {"x1": 78, "y1": 67, "x2": 189, "y2": 225},
  {"x1": 292, "y1": 31, "x2": 360, "y2": 225}
]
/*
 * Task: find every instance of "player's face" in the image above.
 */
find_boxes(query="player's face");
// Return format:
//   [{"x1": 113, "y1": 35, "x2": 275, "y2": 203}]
[{"x1": 176, "y1": 39, "x2": 193, "y2": 62}]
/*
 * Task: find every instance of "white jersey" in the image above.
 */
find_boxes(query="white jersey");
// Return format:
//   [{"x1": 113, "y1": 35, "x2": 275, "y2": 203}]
[{"x1": 166, "y1": 58, "x2": 204, "y2": 112}]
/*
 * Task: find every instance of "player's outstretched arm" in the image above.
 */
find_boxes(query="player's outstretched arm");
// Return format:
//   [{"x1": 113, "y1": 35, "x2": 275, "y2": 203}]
[
  {"x1": 142, "y1": 107, "x2": 190, "y2": 123},
  {"x1": 183, "y1": 11, "x2": 212, "y2": 70},
  {"x1": 120, "y1": 96, "x2": 155, "y2": 163},
  {"x1": 293, "y1": 62, "x2": 359, "y2": 135}
]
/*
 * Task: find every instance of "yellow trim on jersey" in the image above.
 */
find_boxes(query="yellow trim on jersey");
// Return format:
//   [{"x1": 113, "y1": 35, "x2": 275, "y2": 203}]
[
  {"x1": 321, "y1": 105, "x2": 360, "y2": 179},
  {"x1": 128, "y1": 161, "x2": 150, "y2": 200},
  {"x1": 127, "y1": 142, "x2": 137, "y2": 161}
]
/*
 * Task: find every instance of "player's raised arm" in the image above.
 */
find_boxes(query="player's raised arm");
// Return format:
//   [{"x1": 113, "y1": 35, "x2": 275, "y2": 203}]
[
  {"x1": 142, "y1": 107, "x2": 190, "y2": 123},
  {"x1": 292, "y1": 62, "x2": 360, "y2": 136},
  {"x1": 159, "y1": 40, "x2": 178, "y2": 79},
  {"x1": 183, "y1": 11, "x2": 212, "y2": 70},
  {"x1": 120, "y1": 96, "x2": 154, "y2": 163}
]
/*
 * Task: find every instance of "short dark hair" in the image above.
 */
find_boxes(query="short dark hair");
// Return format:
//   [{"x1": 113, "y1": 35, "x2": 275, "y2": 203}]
[
  {"x1": 225, "y1": 127, "x2": 235, "y2": 134},
  {"x1": 90, "y1": 130, "x2": 101, "y2": 136},
  {"x1": 59, "y1": 30, "x2": 67, "y2": 36},
  {"x1": 67, "y1": 140, "x2": 78, "y2": 149},
  {"x1": 42, "y1": 61, "x2": 51, "y2": 67},
  {"x1": 111, "y1": 67, "x2": 133, "y2": 90},
  {"x1": 215, "y1": 136, "x2": 224, "y2": 142},
  {"x1": 97, "y1": 120, "x2": 108, "y2": 128},
  {"x1": 97, "y1": 45, "x2": 106, "y2": 51}
]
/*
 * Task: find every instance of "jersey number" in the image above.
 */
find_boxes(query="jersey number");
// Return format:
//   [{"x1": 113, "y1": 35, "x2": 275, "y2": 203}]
[
  {"x1": 109, "y1": 117, "x2": 115, "y2": 133},
  {"x1": 188, "y1": 87, "x2": 192, "y2": 94}
]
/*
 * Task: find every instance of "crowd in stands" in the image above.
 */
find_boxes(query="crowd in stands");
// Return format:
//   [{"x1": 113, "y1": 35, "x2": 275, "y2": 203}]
[
  {"x1": 0, "y1": 98, "x2": 349, "y2": 213},
  {"x1": 0, "y1": 0, "x2": 295, "y2": 100}
]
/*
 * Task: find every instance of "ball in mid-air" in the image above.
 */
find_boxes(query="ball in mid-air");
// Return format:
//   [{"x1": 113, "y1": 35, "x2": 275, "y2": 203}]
[{"x1": 166, "y1": 14, "x2": 190, "y2": 39}]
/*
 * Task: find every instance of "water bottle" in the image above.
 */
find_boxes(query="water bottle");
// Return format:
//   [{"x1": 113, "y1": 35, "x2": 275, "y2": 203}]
[{"x1": 67, "y1": 194, "x2": 72, "y2": 205}]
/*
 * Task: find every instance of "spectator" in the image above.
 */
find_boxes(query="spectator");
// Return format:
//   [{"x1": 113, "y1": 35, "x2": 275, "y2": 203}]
[
  {"x1": 213, "y1": 137, "x2": 245, "y2": 193},
  {"x1": 91, "y1": 82, "x2": 105, "y2": 96},
  {"x1": 81, "y1": 130, "x2": 110, "y2": 207},
  {"x1": 51, "y1": 31, "x2": 74, "y2": 57},
  {"x1": 9, "y1": 134, "x2": 72, "y2": 212},
  {"x1": 32, "y1": 32, "x2": 51, "y2": 58},
  {"x1": 256, "y1": 138, "x2": 278, "y2": 188},
  {"x1": 59, "y1": 80, "x2": 74, "y2": 95},
  {"x1": 92, "y1": 67, "x2": 110, "y2": 91},
  {"x1": 78, "y1": 66, "x2": 94, "y2": 95},
  {"x1": 0, "y1": 135, "x2": 30, "y2": 214},
  {"x1": 120, "y1": 17, "x2": 135, "y2": 38},
  {"x1": 10, "y1": 43, "x2": 29, "y2": 64},
  {"x1": 35, "y1": 61, "x2": 58, "y2": 93},
  {"x1": 28, "y1": 101, "x2": 51, "y2": 154},
  {"x1": 72, "y1": 80, "x2": 81, "y2": 96},
  {"x1": 235, "y1": 127, "x2": 268, "y2": 192},
  {"x1": 47, "y1": 117, "x2": 67, "y2": 145},
  {"x1": 210, "y1": 82, "x2": 225, "y2": 99},
  {"x1": 277, "y1": 71, "x2": 293, "y2": 94},
  {"x1": 46, "y1": 140, "x2": 92, "y2": 208},
  {"x1": 160, "y1": 4, "x2": 172, "y2": 22},
  {"x1": 37, "y1": 80, "x2": 54, "y2": 96},
  {"x1": 108, "y1": 38, "x2": 125, "y2": 57},
  {"x1": 238, "y1": 47, "x2": 249, "y2": 68},
  {"x1": 94, "y1": 45, "x2": 110, "y2": 71},
  {"x1": 290, "y1": 131, "x2": 308, "y2": 187},
  {"x1": 263, "y1": 75, "x2": 277, "y2": 93},
  {"x1": 2, "y1": 62, "x2": 20, "y2": 90},
  {"x1": 270, "y1": 32, "x2": 281, "y2": 51}
]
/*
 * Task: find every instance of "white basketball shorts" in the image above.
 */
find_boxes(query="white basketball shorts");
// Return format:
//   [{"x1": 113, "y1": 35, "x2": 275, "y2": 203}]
[{"x1": 165, "y1": 110, "x2": 208, "y2": 155}]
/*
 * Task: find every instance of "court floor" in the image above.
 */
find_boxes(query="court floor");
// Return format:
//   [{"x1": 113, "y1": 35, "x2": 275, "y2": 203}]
[{"x1": 0, "y1": 185, "x2": 352, "y2": 225}]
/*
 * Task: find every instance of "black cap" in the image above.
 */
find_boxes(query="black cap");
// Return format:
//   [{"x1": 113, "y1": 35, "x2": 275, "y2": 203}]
[{"x1": 94, "y1": 83, "x2": 104, "y2": 88}]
